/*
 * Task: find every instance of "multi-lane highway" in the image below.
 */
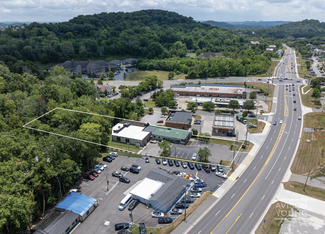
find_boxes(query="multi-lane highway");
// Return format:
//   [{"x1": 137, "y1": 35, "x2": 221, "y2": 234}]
[{"x1": 173, "y1": 47, "x2": 303, "y2": 234}]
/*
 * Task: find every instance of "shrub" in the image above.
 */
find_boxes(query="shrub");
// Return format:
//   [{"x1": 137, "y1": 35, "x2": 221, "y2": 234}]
[{"x1": 242, "y1": 111, "x2": 248, "y2": 117}]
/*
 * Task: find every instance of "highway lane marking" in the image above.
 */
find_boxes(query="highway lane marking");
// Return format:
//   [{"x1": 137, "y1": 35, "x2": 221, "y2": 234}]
[
  {"x1": 262, "y1": 195, "x2": 265, "y2": 200},
  {"x1": 244, "y1": 179, "x2": 247, "y2": 183},
  {"x1": 215, "y1": 210, "x2": 220, "y2": 216},
  {"x1": 225, "y1": 213, "x2": 242, "y2": 234},
  {"x1": 278, "y1": 168, "x2": 281, "y2": 171},
  {"x1": 288, "y1": 147, "x2": 290, "y2": 150},
  {"x1": 249, "y1": 213, "x2": 253, "y2": 218},
  {"x1": 271, "y1": 180, "x2": 274, "y2": 184},
  {"x1": 266, "y1": 146, "x2": 268, "y2": 149},
  {"x1": 271, "y1": 138, "x2": 272, "y2": 140},
  {"x1": 284, "y1": 157, "x2": 286, "y2": 160},
  {"x1": 260, "y1": 155, "x2": 263, "y2": 159},
  {"x1": 231, "y1": 194, "x2": 235, "y2": 198},
  {"x1": 253, "y1": 166, "x2": 256, "y2": 170},
  {"x1": 198, "y1": 231, "x2": 201, "y2": 234}
]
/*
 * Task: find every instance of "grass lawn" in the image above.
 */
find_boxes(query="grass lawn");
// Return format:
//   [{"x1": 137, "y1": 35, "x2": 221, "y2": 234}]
[
  {"x1": 207, "y1": 138, "x2": 234, "y2": 147},
  {"x1": 126, "y1": 70, "x2": 169, "y2": 81},
  {"x1": 255, "y1": 201, "x2": 295, "y2": 234},
  {"x1": 218, "y1": 82, "x2": 275, "y2": 98},
  {"x1": 173, "y1": 73, "x2": 186, "y2": 80},
  {"x1": 299, "y1": 85, "x2": 321, "y2": 109},
  {"x1": 283, "y1": 181, "x2": 325, "y2": 202},
  {"x1": 130, "y1": 191, "x2": 212, "y2": 234},
  {"x1": 249, "y1": 60, "x2": 279, "y2": 77},
  {"x1": 291, "y1": 113, "x2": 325, "y2": 176},
  {"x1": 187, "y1": 53, "x2": 197, "y2": 57},
  {"x1": 247, "y1": 119, "x2": 266, "y2": 133},
  {"x1": 240, "y1": 141, "x2": 254, "y2": 153},
  {"x1": 106, "y1": 135, "x2": 140, "y2": 152},
  {"x1": 143, "y1": 100, "x2": 158, "y2": 108},
  {"x1": 194, "y1": 115, "x2": 202, "y2": 119},
  {"x1": 296, "y1": 57, "x2": 316, "y2": 79}
]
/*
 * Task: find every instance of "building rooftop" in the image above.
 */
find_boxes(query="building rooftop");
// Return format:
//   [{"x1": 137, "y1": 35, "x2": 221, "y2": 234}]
[
  {"x1": 213, "y1": 114, "x2": 236, "y2": 130},
  {"x1": 130, "y1": 177, "x2": 164, "y2": 200},
  {"x1": 166, "y1": 111, "x2": 192, "y2": 123},
  {"x1": 144, "y1": 125, "x2": 191, "y2": 140},
  {"x1": 171, "y1": 84, "x2": 246, "y2": 95},
  {"x1": 44, "y1": 210, "x2": 79, "y2": 234},
  {"x1": 112, "y1": 123, "x2": 150, "y2": 141}
]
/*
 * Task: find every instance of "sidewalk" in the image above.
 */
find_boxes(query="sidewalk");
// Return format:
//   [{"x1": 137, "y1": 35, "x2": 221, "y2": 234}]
[{"x1": 289, "y1": 173, "x2": 325, "y2": 190}]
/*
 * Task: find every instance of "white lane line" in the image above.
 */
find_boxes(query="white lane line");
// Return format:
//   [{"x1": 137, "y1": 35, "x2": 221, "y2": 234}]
[
  {"x1": 249, "y1": 213, "x2": 253, "y2": 218},
  {"x1": 288, "y1": 147, "x2": 290, "y2": 150},
  {"x1": 215, "y1": 210, "x2": 220, "y2": 216},
  {"x1": 278, "y1": 168, "x2": 281, "y2": 171},
  {"x1": 266, "y1": 146, "x2": 268, "y2": 149},
  {"x1": 260, "y1": 155, "x2": 263, "y2": 159},
  {"x1": 244, "y1": 179, "x2": 247, "y2": 183},
  {"x1": 176, "y1": 152, "x2": 180, "y2": 157},
  {"x1": 294, "y1": 132, "x2": 295, "y2": 134},
  {"x1": 253, "y1": 166, "x2": 256, "y2": 170},
  {"x1": 284, "y1": 157, "x2": 286, "y2": 160},
  {"x1": 292, "y1": 139, "x2": 293, "y2": 142},
  {"x1": 262, "y1": 195, "x2": 265, "y2": 200},
  {"x1": 271, "y1": 180, "x2": 274, "y2": 184},
  {"x1": 231, "y1": 194, "x2": 235, "y2": 198},
  {"x1": 271, "y1": 138, "x2": 273, "y2": 141},
  {"x1": 198, "y1": 231, "x2": 201, "y2": 234}
]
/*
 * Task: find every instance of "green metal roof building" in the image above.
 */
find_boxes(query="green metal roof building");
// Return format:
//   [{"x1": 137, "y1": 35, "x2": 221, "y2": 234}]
[{"x1": 144, "y1": 125, "x2": 192, "y2": 144}]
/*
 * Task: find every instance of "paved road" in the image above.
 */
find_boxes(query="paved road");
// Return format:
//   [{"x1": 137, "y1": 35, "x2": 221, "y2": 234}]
[{"x1": 171, "y1": 46, "x2": 304, "y2": 234}]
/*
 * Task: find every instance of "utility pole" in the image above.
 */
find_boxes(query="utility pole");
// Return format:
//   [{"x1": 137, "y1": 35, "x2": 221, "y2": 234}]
[
  {"x1": 184, "y1": 190, "x2": 187, "y2": 221},
  {"x1": 303, "y1": 170, "x2": 311, "y2": 192},
  {"x1": 106, "y1": 174, "x2": 109, "y2": 191},
  {"x1": 232, "y1": 143, "x2": 237, "y2": 170}
]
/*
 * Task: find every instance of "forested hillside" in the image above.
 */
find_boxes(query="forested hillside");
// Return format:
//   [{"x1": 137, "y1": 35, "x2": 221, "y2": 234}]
[{"x1": 0, "y1": 63, "x2": 157, "y2": 233}]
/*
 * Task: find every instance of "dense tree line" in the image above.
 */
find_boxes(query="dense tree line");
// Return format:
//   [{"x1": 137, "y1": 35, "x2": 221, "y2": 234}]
[{"x1": 0, "y1": 63, "x2": 145, "y2": 233}]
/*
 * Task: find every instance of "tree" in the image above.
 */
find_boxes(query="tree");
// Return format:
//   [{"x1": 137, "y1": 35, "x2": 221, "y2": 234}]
[
  {"x1": 148, "y1": 107, "x2": 154, "y2": 114},
  {"x1": 161, "y1": 107, "x2": 168, "y2": 114},
  {"x1": 97, "y1": 79, "x2": 103, "y2": 85},
  {"x1": 158, "y1": 140, "x2": 172, "y2": 157},
  {"x1": 104, "y1": 89, "x2": 108, "y2": 96},
  {"x1": 168, "y1": 71, "x2": 174, "y2": 80},
  {"x1": 136, "y1": 97, "x2": 143, "y2": 106},
  {"x1": 228, "y1": 100, "x2": 240, "y2": 111},
  {"x1": 187, "y1": 102, "x2": 198, "y2": 110},
  {"x1": 243, "y1": 100, "x2": 255, "y2": 112},
  {"x1": 249, "y1": 91, "x2": 257, "y2": 100},
  {"x1": 192, "y1": 129, "x2": 198, "y2": 135},
  {"x1": 198, "y1": 147, "x2": 211, "y2": 162},
  {"x1": 108, "y1": 71, "x2": 114, "y2": 79},
  {"x1": 100, "y1": 73, "x2": 106, "y2": 79},
  {"x1": 311, "y1": 88, "x2": 321, "y2": 101},
  {"x1": 202, "y1": 101, "x2": 215, "y2": 111}
]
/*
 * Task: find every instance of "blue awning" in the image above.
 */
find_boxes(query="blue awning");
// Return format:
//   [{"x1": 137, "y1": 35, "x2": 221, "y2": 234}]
[{"x1": 56, "y1": 193, "x2": 97, "y2": 216}]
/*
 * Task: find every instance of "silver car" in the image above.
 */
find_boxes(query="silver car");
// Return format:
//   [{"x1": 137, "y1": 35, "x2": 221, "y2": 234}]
[{"x1": 92, "y1": 168, "x2": 101, "y2": 174}]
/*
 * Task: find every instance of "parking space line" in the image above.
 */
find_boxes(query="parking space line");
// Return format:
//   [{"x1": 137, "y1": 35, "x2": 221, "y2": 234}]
[
  {"x1": 176, "y1": 152, "x2": 180, "y2": 157},
  {"x1": 186, "y1": 153, "x2": 189, "y2": 159}
]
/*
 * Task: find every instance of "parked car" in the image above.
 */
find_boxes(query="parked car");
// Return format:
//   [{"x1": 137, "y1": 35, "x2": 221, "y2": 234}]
[
  {"x1": 128, "y1": 199, "x2": 140, "y2": 211},
  {"x1": 191, "y1": 187, "x2": 202, "y2": 192},
  {"x1": 162, "y1": 158, "x2": 167, "y2": 165},
  {"x1": 90, "y1": 171, "x2": 98, "y2": 177},
  {"x1": 115, "y1": 223, "x2": 129, "y2": 231},
  {"x1": 158, "y1": 217, "x2": 173, "y2": 224},
  {"x1": 107, "y1": 155, "x2": 115, "y2": 160},
  {"x1": 195, "y1": 163, "x2": 202, "y2": 170},
  {"x1": 92, "y1": 168, "x2": 101, "y2": 174},
  {"x1": 109, "y1": 152, "x2": 118, "y2": 157},
  {"x1": 103, "y1": 156, "x2": 112, "y2": 162},
  {"x1": 171, "y1": 171, "x2": 180, "y2": 176},
  {"x1": 227, "y1": 132, "x2": 236, "y2": 137},
  {"x1": 182, "y1": 161, "x2": 188, "y2": 168},
  {"x1": 139, "y1": 223, "x2": 146, "y2": 234},
  {"x1": 130, "y1": 167, "x2": 140, "y2": 174},
  {"x1": 95, "y1": 164, "x2": 105, "y2": 171},
  {"x1": 202, "y1": 164, "x2": 210, "y2": 173},
  {"x1": 209, "y1": 164, "x2": 216, "y2": 171},
  {"x1": 216, "y1": 171, "x2": 227, "y2": 179},
  {"x1": 192, "y1": 153, "x2": 197, "y2": 160},
  {"x1": 155, "y1": 158, "x2": 161, "y2": 164},
  {"x1": 248, "y1": 114, "x2": 256, "y2": 118},
  {"x1": 170, "y1": 208, "x2": 183, "y2": 215},
  {"x1": 190, "y1": 193, "x2": 202, "y2": 198},
  {"x1": 168, "y1": 159, "x2": 173, "y2": 166},
  {"x1": 187, "y1": 161, "x2": 194, "y2": 170},
  {"x1": 121, "y1": 166, "x2": 129, "y2": 171},
  {"x1": 175, "y1": 202, "x2": 189, "y2": 209},
  {"x1": 84, "y1": 173, "x2": 95, "y2": 180},
  {"x1": 194, "y1": 182, "x2": 207, "y2": 188},
  {"x1": 157, "y1": 120, "x2": 163, "y2": 123},
  {"x1": 181, "y1": 197, "x2": 194, "y2": 203},
  {"x1": 217, "y1": 164, "x2": 224, "y2": 173},
  {"x1": 145, "y1": 157, "x2": 150, "y2": 163},
  {"x1": 152, "y1": 212, "x2": 164, "y2": 218},
  {"x1": 174, "y1": 160, "x2": 180, "y2": 167},
  {"x1": 119, "y1": 177, "x2": 130, "y2": 183},
  {"x1": 112, "y1": 171, "x2": 123, "y2": 177},
  {"x1": 131, "y1": 165, "x2": 141, "y2": 170}
]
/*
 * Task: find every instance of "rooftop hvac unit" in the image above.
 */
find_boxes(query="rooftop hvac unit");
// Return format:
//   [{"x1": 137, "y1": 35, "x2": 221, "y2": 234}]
[{"x1": 123, "y1": 122, "x2": 131, "y2": 127}]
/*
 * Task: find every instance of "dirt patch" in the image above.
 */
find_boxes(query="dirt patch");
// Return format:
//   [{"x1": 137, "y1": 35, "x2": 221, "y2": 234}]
[{"x1": 283, "y1": 181, "x2": 325, "y2": 202}]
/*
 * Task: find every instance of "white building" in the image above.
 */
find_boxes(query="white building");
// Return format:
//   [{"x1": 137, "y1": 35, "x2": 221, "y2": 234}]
[{"x1": 112, "y1": 123, "x2": 150, "y2": 147}]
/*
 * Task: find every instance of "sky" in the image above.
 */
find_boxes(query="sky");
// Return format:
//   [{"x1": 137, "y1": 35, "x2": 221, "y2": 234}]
[{"x1": 0, "y1": 0, "x2": 325, "y2": 23}]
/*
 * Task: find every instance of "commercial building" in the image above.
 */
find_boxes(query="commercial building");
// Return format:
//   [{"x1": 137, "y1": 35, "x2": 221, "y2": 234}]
[
  {"x1": 129, "y1": 168, "x2": 191, "y2": 213},
  {"x1": 33, "y1": 193, "x2": 98, "y2": 234},
  {"x1": 171, "y1": 84, "x2": 247, "y2": 99},
  {"x1": 212, "y1": 113, "x2": 236, "y2": 134},
  {"x1": 250, "y1": 41, "x2": 260, "y2": 45},
  {"x1": 197, "y1": 52, "x2": 224, "y2": 58},
  {"x1": 165, "y1": 110, "x2": 193, "y2": 130},
  {"x1": 144, "y1": 125, "x2": 192, "y2": 145},
  {"x1": 266, "y1": 45, "x2": 276, "y2": 53},
  {"x1": 112, "y1": 122, "x2": 151, "y2": 147}
]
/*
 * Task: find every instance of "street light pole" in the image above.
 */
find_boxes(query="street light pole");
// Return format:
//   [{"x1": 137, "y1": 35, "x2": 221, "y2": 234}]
[{"x1": 106, "y1": 174, "x2": 109, "y2": 191}]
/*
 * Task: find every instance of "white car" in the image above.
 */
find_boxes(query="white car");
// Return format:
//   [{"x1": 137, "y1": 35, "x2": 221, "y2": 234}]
[
  {"x1": 279, "y1": 120, "x2": 283, "y2": 124},
  {"x1": 190, "y1": 193, "x2": 202, "y2": 198},
  {"x1": 99, "y1": 163, "x2": 107, "y2": 169},
  {"x1": 192, "y1": 153, "x2": 197, "y2": 160},
  {"x1": 216, "y1": 171, "x2": 227, "y2": 179},
  {"x1": 191, "y1": 187, "x2": 202, "y2": 192},
  {"x1": 298, "y1": 116, "x2": 301, "y2": 120},
  {"x1": 152, "y1": 212, "x2": 164, "y2": 218},
  {"x1": 95, "y1": 164, "x2": 105, "y2": 171}
]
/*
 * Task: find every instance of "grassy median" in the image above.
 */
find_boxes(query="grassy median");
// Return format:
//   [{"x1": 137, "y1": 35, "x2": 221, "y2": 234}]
[{"x1": 283, "y1": 181, "x2": 325, "y2": 202}]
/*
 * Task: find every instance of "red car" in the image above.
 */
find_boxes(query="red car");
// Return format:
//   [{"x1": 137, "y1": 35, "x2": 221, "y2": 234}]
[
  {"x1": 157, "y1": 120, "x2": 163, "y2": 123},
  {"x1": 258, "y1": 78, "x2": 262, "y2": 81},
  {"x1": 84, "y1": 174, "x2": 95, "y2": 180},
  {"x1": 91, "y1": 171, "x2": 99, "y2": 177}
]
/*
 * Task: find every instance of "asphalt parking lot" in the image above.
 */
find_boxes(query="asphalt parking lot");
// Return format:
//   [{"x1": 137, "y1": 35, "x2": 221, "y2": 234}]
[{"x1": 74, "y1": 155, "x2": 227, "y2": 234}]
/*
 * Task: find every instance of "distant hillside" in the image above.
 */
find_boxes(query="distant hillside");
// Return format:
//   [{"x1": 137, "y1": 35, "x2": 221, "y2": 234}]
[
  {"x1": 203, "y1": 20, "x2": 291, "y2": 29},
  {"x1": 0, "y1": 21, "x2": 61, "y2": 28}
]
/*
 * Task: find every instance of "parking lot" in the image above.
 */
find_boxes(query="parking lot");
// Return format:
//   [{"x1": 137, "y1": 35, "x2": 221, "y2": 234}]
[{"x1": 74, "y1": 154, "x2": 227, "y2": 234}]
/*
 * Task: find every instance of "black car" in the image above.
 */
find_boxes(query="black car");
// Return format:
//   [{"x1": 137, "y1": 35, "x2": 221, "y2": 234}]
[
  {"x1": 227, "y1": 132, "x2": 236, "y2": 137},
  {"x1": 175, "y1": 202, "x2": 189, "y2": 209},
  {"x1": 121, "y1": 166, "x2": 129, "y2": 171},
  {"x1": 174, "y1": 160, "x2": 180, "y2": 167},
  {"x1": 187, "y1": 161, "x2": 195, "y2": 170},
  {"x1": 209, "y1": 164, "x2": 216, "y2": 171},
  {"x1": 107, "y1": 155, "x2": 115, "y2": 160},
  {"x1": 119, "y1": 177, "x2": 130, "y2": 183},
  {"x1": 171, "y1": 171, "x2": 180, "y2": 175},
  {"x1": 181, "y1": 197, "x2": 194, "y2": 203},
  {"x1": 217, "y1": 164, "x2": 224, "y2": 173},
  {"x1": 130, "y1": 167, "x2": 140, "y2": 174},
  {"x1": 103, "y1": 156, "x2": 112, "y2": 162},
  {"x1": 202, "y1": 164, "x2": 210, "y2": 173},
  {"x1": 139, "y1": 223, "x2": 146, "y2": 234},
  {"x1": 155, "y1": 158, "x2": 161, "y2": 164},
  {"x1": 168, "y1": 159, "x2": 173, "y2": 166},
  {"x1": 294, "y1": 108, "x2": 297, "y2": 111},
  {"x1": 128, "y1": 199, "x2": 140, "y2": 211},
  {"x1": 195, "y1": 163, "x2": 202, "y2": 170},
  {"x1": 115, "y1": 222, "x2": 130, "y2": 231},
  {"x1": 117, "y1": 230, "x2": 132, "y2": 234},
  {"x1": 158, "y1": 217, "x2": 173, "y2": 224}
]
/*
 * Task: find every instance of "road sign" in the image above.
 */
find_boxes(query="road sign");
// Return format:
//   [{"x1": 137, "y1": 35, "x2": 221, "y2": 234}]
[{"x1": 264, "y1": 219, "x2": 266, "y2": 223}]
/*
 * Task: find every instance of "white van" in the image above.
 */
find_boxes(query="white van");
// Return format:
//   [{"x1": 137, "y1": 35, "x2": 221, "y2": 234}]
[{"x1": 119, "y1": 193, "x2": 133, "y2": 211}]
